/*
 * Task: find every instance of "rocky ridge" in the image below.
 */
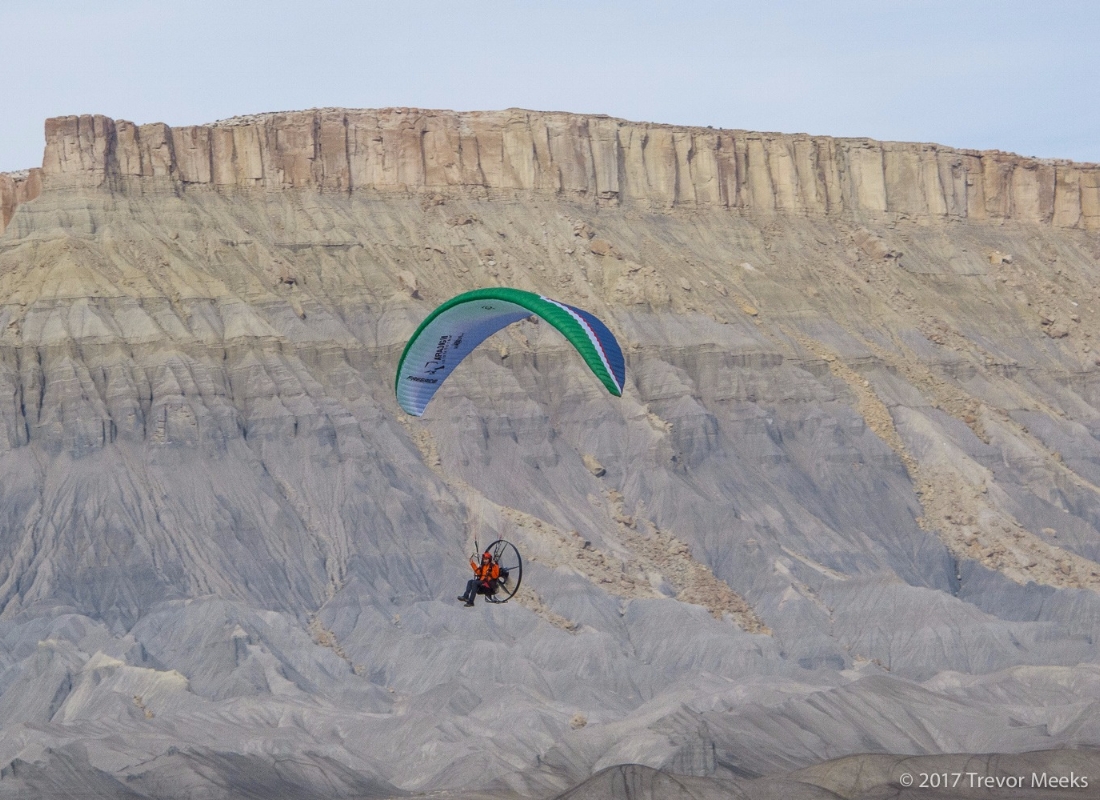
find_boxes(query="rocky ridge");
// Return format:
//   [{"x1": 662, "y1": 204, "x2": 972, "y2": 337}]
[
  {"x1": 4, "y1": 107, "x2": 1097, "y2": 228},
  {"x1": 0, "y1": 108, "x2": 1098, "y2": 798}
]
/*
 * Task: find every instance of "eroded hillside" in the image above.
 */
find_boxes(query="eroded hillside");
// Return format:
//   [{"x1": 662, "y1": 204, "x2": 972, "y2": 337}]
[{"x1": 0, "y1": 109, "x2": 1098, "y2": 799}]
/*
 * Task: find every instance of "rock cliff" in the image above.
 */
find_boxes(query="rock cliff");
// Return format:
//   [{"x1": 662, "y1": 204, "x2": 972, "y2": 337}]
[
  {"x1": 0, "y1": 169, "x2": 40, "y2": 233},
  {"x1": 10, "y1": 108, "x2": 1098, "y2": 229},
  {"x1": 0, "y1": 108, "x2": 1099, "y2": 799}
]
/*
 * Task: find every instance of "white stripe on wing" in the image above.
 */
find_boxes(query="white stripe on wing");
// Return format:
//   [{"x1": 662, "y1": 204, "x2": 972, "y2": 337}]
[{"x1": 540, "y1": 296, "x2": 621, "y2": 392}]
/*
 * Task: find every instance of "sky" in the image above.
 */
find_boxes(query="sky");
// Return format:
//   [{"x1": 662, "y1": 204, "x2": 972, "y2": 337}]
[{"x1": 1, "y1": 0, "x2": 1098, "y2": 172}]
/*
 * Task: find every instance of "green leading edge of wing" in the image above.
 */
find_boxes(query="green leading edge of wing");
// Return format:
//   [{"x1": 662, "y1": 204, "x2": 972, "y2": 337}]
[{"x1": 395, "y1": 288, "x2": 626, "y2": 416}]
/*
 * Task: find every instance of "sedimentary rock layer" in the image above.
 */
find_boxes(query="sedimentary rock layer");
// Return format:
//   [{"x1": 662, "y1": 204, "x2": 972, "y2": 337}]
[
  {"x1": 0, "y1": 170, "x2": 41, "y2": 233},
  {"x1": 16, "y1": 108, "x2": 1098, "y2": 229}
]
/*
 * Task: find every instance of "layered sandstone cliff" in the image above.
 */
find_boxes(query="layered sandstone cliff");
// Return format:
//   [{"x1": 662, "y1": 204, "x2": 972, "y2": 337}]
[
  {"x1": 0, "y1": 169, "x2": 41, "y2": 232},
  {"x1": 5, "y1": 108, "x2": 1094, "y2": 231}
]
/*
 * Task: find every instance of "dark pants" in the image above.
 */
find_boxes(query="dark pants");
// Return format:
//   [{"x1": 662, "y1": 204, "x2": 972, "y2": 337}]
[{"x1": 460, "y1": 579, "x2": 496, "y2": 603}]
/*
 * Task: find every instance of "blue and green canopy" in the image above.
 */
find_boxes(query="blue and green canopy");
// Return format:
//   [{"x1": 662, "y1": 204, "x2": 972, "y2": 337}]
[{"x1": 396, "y1": 288, "x2": 625, "y2": 416}]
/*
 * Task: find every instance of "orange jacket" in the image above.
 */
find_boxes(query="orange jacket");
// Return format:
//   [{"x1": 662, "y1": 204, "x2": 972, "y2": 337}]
[{"x1": 470, "y1": 556, "x2": 500, "y2": 582}]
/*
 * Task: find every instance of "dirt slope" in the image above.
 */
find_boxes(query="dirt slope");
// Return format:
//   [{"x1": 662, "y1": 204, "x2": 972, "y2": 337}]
[{"x1": 0, "y1": 109, "x2": 1097, "y2": 798}]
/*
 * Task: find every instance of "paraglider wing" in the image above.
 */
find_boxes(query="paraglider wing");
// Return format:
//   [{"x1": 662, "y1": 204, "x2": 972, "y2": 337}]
[{"x1": 395, "y1": 288, "x2": 625, "y2": 416}]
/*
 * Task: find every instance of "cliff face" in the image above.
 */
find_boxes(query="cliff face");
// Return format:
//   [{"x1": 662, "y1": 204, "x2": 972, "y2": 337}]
[
  {"x1": 1, "y1": 108, "x2": 1100, "y2": 799},
  {"x1": 24, "y1": 108, "x2": 1100, "y2": 228},
  {"x1": 0, "y1": 169, "x2": 41, "y2": 233}
]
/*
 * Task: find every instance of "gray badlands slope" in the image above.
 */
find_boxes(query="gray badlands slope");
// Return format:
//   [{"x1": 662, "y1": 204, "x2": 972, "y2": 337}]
[{"x1": 0, "y1": 108, "x2": 1099, "y2": 798}]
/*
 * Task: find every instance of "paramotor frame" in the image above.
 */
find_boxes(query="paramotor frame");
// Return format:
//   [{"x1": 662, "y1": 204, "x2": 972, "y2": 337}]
[{"x1": 482, "y1": 539, "x2": 522, "y2": 603}]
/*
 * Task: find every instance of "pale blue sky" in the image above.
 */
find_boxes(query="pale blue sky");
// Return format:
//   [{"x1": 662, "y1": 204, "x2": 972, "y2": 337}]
[{"x1": 1, "y1": 1, "x2": 1097, "y2": 171}]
